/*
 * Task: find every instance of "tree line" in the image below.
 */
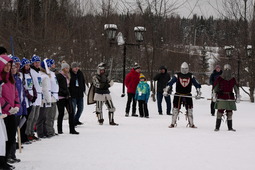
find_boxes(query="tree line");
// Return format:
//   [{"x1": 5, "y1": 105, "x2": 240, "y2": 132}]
[{"x1": 0, "y1": 0, "x2": 254, "y2": 102}]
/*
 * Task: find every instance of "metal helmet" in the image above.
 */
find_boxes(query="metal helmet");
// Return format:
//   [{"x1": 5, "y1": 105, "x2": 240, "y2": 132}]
[
  {"x1": 97, "y1": 62, "x2": 106, "y2": 74},
  {"x1": 181, "y1": 62, "x2": 189, "y2": 74},
  {"x1": 223, "y1": 64, "x2": 231, "y2": 70}
]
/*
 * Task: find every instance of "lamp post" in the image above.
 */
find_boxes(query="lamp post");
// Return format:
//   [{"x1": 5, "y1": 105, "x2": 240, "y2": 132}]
[{"x1": 104, "y1": 24, "x2": 146, "y2": 97}]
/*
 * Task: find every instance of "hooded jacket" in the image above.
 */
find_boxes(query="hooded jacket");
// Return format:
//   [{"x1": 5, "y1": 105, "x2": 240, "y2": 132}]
[
  {"x1": 153, "y1": 66, "x2": 171, "y2": 93},
  {"x1": 69, "y1": 69, "x2": 86, "y2": 98},
  {"x1": 0, "y1": 55, "x2": 20, "y2": 115},
  {"x1": 125, "y1": 68, "x2": 140, "y2": 94}
]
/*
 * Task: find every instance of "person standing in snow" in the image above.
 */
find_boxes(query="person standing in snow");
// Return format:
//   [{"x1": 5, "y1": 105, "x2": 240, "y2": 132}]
[
  {"x1": 0, "y1": 54, "x2": 20, "y2": 170},
  {"x1": 135, "y1": 74, "x2": 150, "y2": 118},
  {"x1": 56, "y1": 62, "x2": 79, "y2": 134},
  {"x1": 69, "y1": 62, "x2": 86, "y2": 126},
  {"x1": 25, "y1": 55, "x2": 42, "y2": 141},
  {"x1": 163, "y1": 62, "x2": 201, "y2": 128},
  {"x1": 36, "y1": 59, "x2": 51, "y2": 138},
  {"x1": 47, "y1": 59, "x2": 59, "y2": 137},
  {"x1": 20, "y1": 58, "x2": 37, "y2": 144},
  {"x1": 212, "y1": 64, "x2": 240, "y2": 132},
  {"x1": 153, "y1": 66, "x2": 171, "y2": 115},
  {"x1": 209, "y1": 65, "x2": 222, "y2": 116},
  {"x1": 92, "y1": 62, "x2": 118, "y2": 125},
  {"x1": 124, "y1": 63, "x2": 141, "y2": 117}
]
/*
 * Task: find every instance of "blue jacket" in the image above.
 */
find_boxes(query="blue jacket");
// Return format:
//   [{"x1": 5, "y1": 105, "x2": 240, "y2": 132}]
[
  {"x1": 14, "y1": 74, "x2": 27, "y2": 116},
  {"x1": 135, "y1": 81, "x2": 150, "y2": 103}
]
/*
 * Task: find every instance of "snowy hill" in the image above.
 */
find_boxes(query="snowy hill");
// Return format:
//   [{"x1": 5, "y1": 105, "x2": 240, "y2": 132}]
[{"x1": 15, "y1": 83, "x2": 255, "y2": 170}]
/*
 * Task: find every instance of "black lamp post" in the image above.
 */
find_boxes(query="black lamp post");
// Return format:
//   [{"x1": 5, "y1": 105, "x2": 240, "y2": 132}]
[{"x1": 104, "y1": 24, "x2": 146, "y2": 97}]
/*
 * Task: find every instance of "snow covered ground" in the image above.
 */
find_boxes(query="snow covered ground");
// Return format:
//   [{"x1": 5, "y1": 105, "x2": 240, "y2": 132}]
[{"x1": 15, "y1": 83, "x2": 255, "y2": 170}]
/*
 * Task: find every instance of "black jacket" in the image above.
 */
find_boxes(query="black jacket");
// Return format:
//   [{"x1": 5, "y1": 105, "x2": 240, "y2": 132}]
[
  {"x1": 56, "y1": 73, "x2": 70, "y2": 98},
  {"x1": 69, "y1": 69, "x2": 86, "y2": 98},
  {"x1": 209, "y1": 70, "x2": 222, "y2": 86},
  {"x1": 153, "y1": 67, "x2": 171, "y2": 93}
]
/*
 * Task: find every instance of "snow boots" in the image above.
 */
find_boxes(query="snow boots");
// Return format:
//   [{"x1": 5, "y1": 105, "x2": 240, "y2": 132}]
[
  {"x1": 0, "y1": 156, "x2": 14, "y2": 170},
  {"x1": 214, "y1": 119, "x2": 221, "y2": 131},
  {"x1": 227, "y1": 120, "x2": 236, "y2": 131}
]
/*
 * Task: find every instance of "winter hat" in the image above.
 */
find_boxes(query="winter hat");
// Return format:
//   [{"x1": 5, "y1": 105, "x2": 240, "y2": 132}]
[
  {"x1": 41, "y1": 58, "x2": 50, "y2": 74},
  {"x1": 215, "y1": 65, "x2": 221, "y2": 70},
  {"x1": 31, "y1": 55, "x2": 41, "y2": 63},
  {"x1": 139, "y1": 73, "x2": 146, "y2": 79},
  {"x1": 61, "y1": 62, "x2": 70, "y2": 70},
  {"x1": 21, "y1": 58, "x2": 30, "y2": 69},
  {"x1": 48, "y1": 59, "x2": 55, "y2": 66},
  {"x1": 71, "y1": 62, "x2": 79, "y2": 68},
  {"x1": 0, "y1": 46, "x2": 7, "y2": 55},
  {"x1": 10, "y1": 55, "x2": 21, "y2": 64},
  {"x1": 133, "y1": 63, "x2": 141, "y2": 70}
]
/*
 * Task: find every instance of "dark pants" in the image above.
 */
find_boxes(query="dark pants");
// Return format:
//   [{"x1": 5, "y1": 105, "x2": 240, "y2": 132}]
[
  {"x1": 21, "y1": 106, "x2": 31, "y2": 143},
  {"x1": 211, "y1": 101, "x2": 215, "y2": 115},
  {"x1": 157, "y1": 92, "x2": 171, "y2": 114},
  {"x1": 125, "y1": 93, "x2": 137, "y2": 114},
  {"x1": 4, "y1": 115, "x2": 17, "y2": 160},
  {"x1": 72, "y1": 98, "x2": 84, "y2": 123},
  {"x1": 138, "y1": 100, "x2": 149, "y2": 117},
  {"x1": 57, "y1": 98, "x2": 75, "y2": 133},
  {"x1": 36, "y1": 107, "x2": 49, "y2": 138}
]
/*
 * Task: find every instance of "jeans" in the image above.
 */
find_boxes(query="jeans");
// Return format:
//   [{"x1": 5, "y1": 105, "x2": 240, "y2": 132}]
[
  {"x1": 72, "y1": 98, "x2": 84, "y2": 123},
  {"x1": 157, "y1": 92, "x2": 171, "y2": 114}
]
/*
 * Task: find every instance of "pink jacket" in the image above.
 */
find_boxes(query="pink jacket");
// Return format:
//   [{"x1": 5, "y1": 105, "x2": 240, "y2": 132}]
[{"x1": 0, "y1": 55, "x2": 20, "y2": 115}]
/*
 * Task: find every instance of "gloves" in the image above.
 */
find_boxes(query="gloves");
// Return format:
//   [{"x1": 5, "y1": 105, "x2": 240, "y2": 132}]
[
  {"x1": 109, "y1": 80, "x2": 114, "y2": 87},
  {"x1": 163, "y1": 86, "x2": 171, "y2": 96},
  {"x1": 0, "y1": 114, "x2": 7, "y2": 119},
  {"x1": 236, "y1": 94, "x2": 241, "y2": 103},
  {"x1": 31, "y1": 96, "x2": 37, "y2": 103},
  {"x1": 212, "y1": 91, "x2": 217, "y2": 102},
  {"x1": 195, "y1": 88, "x2": 202, "y2": 99},
  {"x1": 9, "y1": 107, "x2": 19, "y2": 115}
]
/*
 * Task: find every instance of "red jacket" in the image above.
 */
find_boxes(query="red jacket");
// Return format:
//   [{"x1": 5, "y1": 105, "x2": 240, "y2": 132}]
[
  {"x1": 0, "y1": 55, "x2": 20, "y2": 115},
  {"x1": 125, "y1": 68, "x2": 140, "y2": 94}
]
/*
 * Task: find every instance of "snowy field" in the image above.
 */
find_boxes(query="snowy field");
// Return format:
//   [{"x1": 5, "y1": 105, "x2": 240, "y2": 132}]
[{"x1": 15, "y1": 83, "x2": 255, "y2": 170}]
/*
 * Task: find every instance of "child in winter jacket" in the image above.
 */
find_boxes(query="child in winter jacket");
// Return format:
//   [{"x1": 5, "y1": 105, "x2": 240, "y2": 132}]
[{"x1": 135, "y1": 74, "x2": 150, "y2": 118}]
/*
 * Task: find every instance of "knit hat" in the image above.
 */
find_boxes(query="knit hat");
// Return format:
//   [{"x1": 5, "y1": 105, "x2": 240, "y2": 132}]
[
  {"x1": 139, "y1": 73, "x2": 145, "y2": 79},
  {"x1": 61, "y1": 62, "x2": 70, "y2": 70},
  {"x1": 10, "y1": 55, "x2": 21, "y2": 64},
  {"x1": 0, "y1": 46, "x2": 7, "y2": 55},
  {"x1": 71, "y1": 62, "x2": 79, "y2": 68},
  {"x1": 21, "y1": 58, "x2": 30, "y2": 69},
  {"x1": 47, "y1": 59, "x2": 55, "y2": 66},
  {"x1": 133, "y1": 63, "x2": 140, "y2": 70},
  {"x1": 215, "y1": 65, "x2": 221, "y2": 69},
  {"x1": 31, "y1": 55, "x2": 41, "y2": 63},
  {"x1": 159, "y1": 65, "x2": 167, "y2": 70}
]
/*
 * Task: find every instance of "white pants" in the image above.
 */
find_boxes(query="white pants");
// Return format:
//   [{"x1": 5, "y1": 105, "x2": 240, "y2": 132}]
[{"x1": 0, "y1": 118, "x2": 7, "y2": 156}]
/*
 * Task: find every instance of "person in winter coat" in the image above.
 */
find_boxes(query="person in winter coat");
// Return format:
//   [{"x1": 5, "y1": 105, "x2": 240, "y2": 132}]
[
  {"x1": 36, "y1": 59, "x2": 52, "y2": 138},
  {"x1": 46, "y1": 59, "x2": 59, "y2": 137},
  {"x1": 20, "y1": 58, "x2": 37, "y2": 144},
  {"x1": 25, "y1": 55, "x2": 42, "y2": 141},
  {"x1": 0, "y1": 54, "x2": 20, "y2": 170},
  {"x1": 212, "y1": 64, "x2": 240, "y2": 132},
  {"x1": 135, "y1": 74, "x2": 150, "y2": 118},
  {"x1": 163, "y1": 62, "x2": 201, "y2": 128},
  {"x1": 209, "y1": 65, "x2": 222, "y2": 116},
  {"x1": 153, "y1": 66, "x2": 171, "y2": 115},
  {"x1": 7, "y1": 55, "x2": 25, "y2": 164},
  {"x1": 56, "y1": 62, "x2": 79, "y2": 135},
  {"x1": 0, "y1": 81, "x2": 9, "y2": 170},
  {"x1": 92, "y1": 62, "x2": 118, "y2": 125},
  {"x1": 124, "y1": 63, "x2": 141, "y2": 117},
  {"x1": 69, "y1": 62, "x2": 86, "y2": 126}
]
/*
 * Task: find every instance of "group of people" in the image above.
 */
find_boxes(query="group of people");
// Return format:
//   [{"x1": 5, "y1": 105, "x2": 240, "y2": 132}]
[
  {"x1": 0, "y1": 44, "x2": 241, "y2": 169},
  {"x1": 0, "y1": 46, "x2": 86, "y2": 170},
  {"x1": 124, "y1": 61, "x2": 240, "y2": 131}
]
